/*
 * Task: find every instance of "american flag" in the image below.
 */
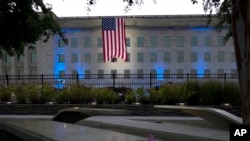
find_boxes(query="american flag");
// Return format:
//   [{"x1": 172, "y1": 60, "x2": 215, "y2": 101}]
[{"x1": 102, "y1": 18, "x2": 127, "y2": 63}]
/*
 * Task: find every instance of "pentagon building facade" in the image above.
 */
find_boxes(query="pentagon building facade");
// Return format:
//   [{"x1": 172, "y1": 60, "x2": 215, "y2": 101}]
[{"x1": 0, "y1": 15, "x2": 237, "y2": 77}]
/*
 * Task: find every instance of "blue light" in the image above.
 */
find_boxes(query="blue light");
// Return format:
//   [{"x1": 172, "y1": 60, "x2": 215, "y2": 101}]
[
  {"x1": 191, "y1": 26, "x2": 213, "y2": 31},
  {"x1": 196, "y1": 60, "x2": 205, "y2": 78},
  {"x1": 156, "y1": 68, "x2": 164, "y2": 80},
  {"x1": 61, "y1": 28, "x2": 86, "y2": 33}
]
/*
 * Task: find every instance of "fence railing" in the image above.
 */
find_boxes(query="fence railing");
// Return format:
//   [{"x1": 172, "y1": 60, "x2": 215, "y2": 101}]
[{"x1": 0, "y1": 73, "x2": 238, "y2": 89}]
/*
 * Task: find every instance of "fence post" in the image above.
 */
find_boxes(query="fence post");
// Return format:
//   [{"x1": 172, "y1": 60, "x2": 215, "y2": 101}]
[
  {"x1": 186, "y1": 73, "x2": 189, "y2": 82},
  {"x1": 6, "y1": 73, "x2": 9, "y2": 87},
  {"x1": 224, "y1": 73, "x2": 227, "y2": 85},
  {"x1": 150, "y1": 73, "x2": 152, "y2": 88},
  {"x1": 77, "y1": 73, "x2": 79, "y2": 84},
  {"x1": 112, "y1": 73, "x2": 115, "y2": 88},
  {"x1": 41, "y1": 74, "x2": 44, "y2": 86}
]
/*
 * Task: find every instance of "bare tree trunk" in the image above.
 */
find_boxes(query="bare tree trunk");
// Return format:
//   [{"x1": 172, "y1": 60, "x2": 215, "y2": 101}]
[{"x1": 231, "y1": 0, "x2": 250, "y2": 124}]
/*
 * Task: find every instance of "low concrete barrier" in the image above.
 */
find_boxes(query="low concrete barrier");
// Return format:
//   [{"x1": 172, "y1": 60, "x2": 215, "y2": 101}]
[{"x1": 155, "y1": 105, "x2": 242, "y2": 130}]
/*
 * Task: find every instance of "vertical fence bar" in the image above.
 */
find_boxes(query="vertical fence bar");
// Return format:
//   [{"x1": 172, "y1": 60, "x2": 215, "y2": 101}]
[
  {"x1": 149, "y1": 73, "x2": 151, "y2": 88},
  {"x1": 77, "y1": 73, "x2": 79, "y2": 84},
  {"x1": 41, "y1": 74, "x2": 44, "y2": 86},
  {"x1": 224, "y1": 73, "x2": 227, "y2": 85},
  {"x1": 186, "y1": 73, "x2": 189, "y2": 82},
  {"x1": 112, "y1": 73, "x2": 115, "y2": 88},
  {"x1": 6, "y1": 73, "x2": 9, "y2": 87}
]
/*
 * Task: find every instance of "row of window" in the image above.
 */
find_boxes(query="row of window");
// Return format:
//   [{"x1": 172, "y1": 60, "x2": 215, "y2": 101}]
[
  {"x1": 3, "y1": 53, "x2": 37, "y2": 63},
  {"x1": 58, "y1": 68, "x2": 238, "y2": 79},
  {"x1": 58, "y1": 52, "x2": 236, "y2": 63},
  {"x1": 58, "y1": 36, "x2": 230, "y2": 48},
  {"x1": 3, "y1": 68, "x2": 37, "y2": 75}
]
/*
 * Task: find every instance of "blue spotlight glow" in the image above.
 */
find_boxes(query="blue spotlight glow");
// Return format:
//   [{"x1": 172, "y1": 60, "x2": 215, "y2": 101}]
[
  {"x1": 191, "y1": 26, "x2": 213, "y2": 31},
  {"x1": 196, "y1": 60, "x2": 205, "y2": 77}
]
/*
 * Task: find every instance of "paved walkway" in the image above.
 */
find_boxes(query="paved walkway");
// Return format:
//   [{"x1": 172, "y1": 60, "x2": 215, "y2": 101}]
[
  {"x1": 79, "y1": 116, "x2": 229, "y2": 141},
  {"x1": 0, "y1": 115, "x2": 229, "y2": 141}
]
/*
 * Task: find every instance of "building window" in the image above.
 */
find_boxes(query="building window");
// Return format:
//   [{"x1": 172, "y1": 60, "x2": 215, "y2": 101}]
[
  {"x1": 111, "y1": 70, "x2": 117, "y2": 78},
  {"x1": 4, "y1": 54, "x2": 11, "y2": 63},
  {"x1": 137, "y1": 69, "x2": 144, "y2": 79},
  {"x1": 217, "y1": 69, "x2": 224, "y2": 78},
  {"x1": 30, "y1": 69, "x2": 37, "y2": 75},
  {"x1": 218, "y1": 36, "x2": 225, "y2": 47},
  {"x1": 177, "y1": 36, "x2": 184, "y2": 47},
  {"x1": 190, "y1": 69, "x2": 197, "y2": 78},
  {"x1": 97, "y1": 38, "x2": 102, "y2": 47},
  {"x1": 70, "y1": 38, "x2": 78, "y2": 48},
  {"x1": 72, "y1": 70, "x2": 78, "y2": 79},
  {"x1": 18, "y1": 55, "x2": 24, "y2": 63},
  {"x1": 231, "y1": 69, "x2": 237, "y2": 78},
  {"x1": 58, "y1": 54, "x2": 65, "y2": 63},
  {"x1": 204, "y1": 36, "x2": 211, "y2": 46},
  {"x1": 58, "y1": 39, "x2": 66, "y2": 48},
  {"x1": 111, "y1": 58, "x2": 117, "y2": 62},
  {"x1": 125, "y1": 53, "x2": 130, "y2": 62},
  {"x1": 98, "y1": 70, "x2": 104, "y2": 79},
  {"x1": 124, "y1": 69, "x2": 130, "y2": 79},
  {"x1": 4, "y1": 68, "x2": 11, "y2": 75},
  {"x1": 177, "y1": 51, "x2": 184, "y2": 62},
  {"x1": 164, "y1": 52, "x2": 171, "y2": 62},
  {"x1": 30, "y1": 53, "x2": 37, "y2": 63},
  {"x1": 84, "y1": 37, "x2": 91, "y2": 48},
  {"x1": 126, "y1": 37, "x2": 130, "y2": 47},
  {"x1": 204, "y1": 69, "x2": 210, "y2": 78},
  {"x1": 218, "y1": 51, "x2": 225, "y2": 62},
  {"x1": 71, "y1": 53, "x2": 78, "y2": 63},
  {"x1": 137, "y1": 52, "x2": 144, "y2": 63},
  {"x1": 191, "y1": 36, "x2": 198, "y2": 47},
  {"x1": 85, "y1": 70, "x2": 91, "y2": 79},
  {"x1": 150, "y1": 69, "x2": 157, "y2": 78},
  {"x1": 163, "y1": 36, "x2": 171, "y2": 47},
  {"x1": 137, "y1": 37, "x2": 144, "y2": 47},
  {"x1": 84, "y1": 53, "x2": 91, "y2": 63},
  {"x1": 150, "y1": 36, "x2": 157, "y2": 47},
  {"x1": 204, "y1": 52, "x2": 211, "y2": 62},
  {"x1": 150, "y1": 52, "x2": 157, "y2": 62},
  {"x1": 190, "y1": 52, "x2": 198, "y2": 62},
  {"x1": 177, "y1": 69, "x2": 184, "y2": 78},
  {"x1": 59, "y1": 70, "x2": 65, "y2": 79},
  {"x1": 97, "y1": 53, "x2": 103, "y2": 63},
  {"x1": 17, "y1": 68, "x2": 24, "y2": 75},
  {"x1": 164, "y1": 69, "x2": 170, "y2": 79}
]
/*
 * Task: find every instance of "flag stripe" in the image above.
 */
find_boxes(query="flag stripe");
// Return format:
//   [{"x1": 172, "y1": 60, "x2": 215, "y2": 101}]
[{"x1": 102, "y1": 18, "x2": 127, "y2": 63}]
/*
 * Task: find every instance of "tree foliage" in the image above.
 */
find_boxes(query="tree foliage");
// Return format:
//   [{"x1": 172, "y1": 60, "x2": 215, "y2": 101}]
[
  {"x1": 0, "y1": 0, "x2": 65, "y2": 57},
  {"x1": 192, "y1": 0, "x2": 232, "y2": 43}
]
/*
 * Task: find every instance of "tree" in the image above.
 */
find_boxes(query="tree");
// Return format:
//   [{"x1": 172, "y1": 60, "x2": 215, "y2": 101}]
[
  {"x1": 192, "y1": 0, "x2": 249, "y2": 124},
  {"x1": 0, "y1": 0, "x2": 65, "y2": 57}
]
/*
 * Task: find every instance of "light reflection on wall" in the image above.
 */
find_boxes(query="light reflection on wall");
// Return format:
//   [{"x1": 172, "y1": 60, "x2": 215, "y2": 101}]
[{"x1": 54, "y1": 28, "x2": 86, "y2": 88}]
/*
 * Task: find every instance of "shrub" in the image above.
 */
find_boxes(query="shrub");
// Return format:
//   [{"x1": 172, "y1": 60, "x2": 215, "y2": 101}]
[
  {"x1": 184, "y1": 81, "x2": 201, "y2": 105},
  {"x1": 0, "y1": 86, "x2": 14, "y2": 102},
  {"x1": 199, "y1": 81, "x2": 223, "y2": 105},
  {"x1": 125, "y1": 89, "x2": 136, "y2": 104},
  {"x1": 148, "y1": 87, "x2": 160, "y2": 104},
  {"x1": 158, "y1": 84, "x2": 181, "y2": 104},
  {"x1": 136, "y1": 87, "x2": 149, "y2": 104},
  {"x1": 55, "y1": 87, "x2": 70, "y2": 104},
  {"x1": 25, "y1": 84, "x2": 41, "y2": 104},
  {"x1": 67, "y1": 84, "x2": 90, "y2": 104},
  {"x1": 221, "y1": 82, "x2": 240, "y2": 105},
  {"x1": 14, "y1": 85, "x2": 27, "y2": 104},
  {"x1": 40, "y1": 84, "x2": 57, "y2": 103}
]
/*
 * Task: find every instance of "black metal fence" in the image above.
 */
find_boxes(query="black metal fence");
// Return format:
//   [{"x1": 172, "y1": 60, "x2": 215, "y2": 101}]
[{"x1": 0, "y1": 73, "x2": 238, "y2": 89}]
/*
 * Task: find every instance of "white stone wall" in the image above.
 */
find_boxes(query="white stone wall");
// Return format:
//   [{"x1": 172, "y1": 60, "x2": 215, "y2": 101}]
[{"x1": 0, "y1": 15, "x2": 237, "y2": 76}]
